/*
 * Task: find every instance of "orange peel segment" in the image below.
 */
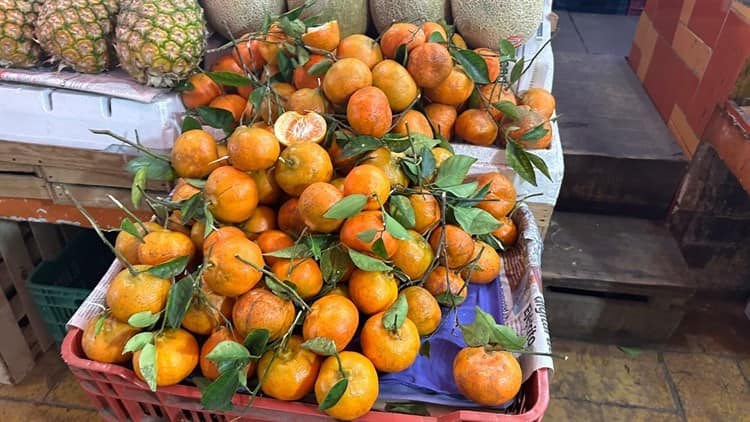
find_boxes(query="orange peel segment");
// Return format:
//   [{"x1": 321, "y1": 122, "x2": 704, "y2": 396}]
[{"x1": 273, "y1": 111, "x2": 327, "y2": 145}]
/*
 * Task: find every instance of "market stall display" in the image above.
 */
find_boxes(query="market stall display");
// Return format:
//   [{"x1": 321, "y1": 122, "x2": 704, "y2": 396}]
[{"x1": 2, "y1": 0, "x2": 556, "y2": 418}]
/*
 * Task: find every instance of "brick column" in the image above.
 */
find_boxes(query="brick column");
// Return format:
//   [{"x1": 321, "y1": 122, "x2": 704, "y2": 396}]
[{"x1": 629, "y1": 0, "x2": 750, "y2": 158}]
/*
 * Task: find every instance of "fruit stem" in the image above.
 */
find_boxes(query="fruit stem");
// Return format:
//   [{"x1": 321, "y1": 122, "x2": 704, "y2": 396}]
[
  {"x1": 334, "y1": 350, "x2": 347, "y2": 380},
  {"x1": 106, "y1": 194, "x2": 149, "y2": 235},
  {"x1": 246, "y1": 308, "x2": 305, "y2": 408},
  {"x1": 89, "y1": 129, "x2": 170, "y2": 163},
  {"x1": 64, "y1": 189, "x2": 139, "y2": 276},
  {"x1": 279, "y1": 310, "x2": 305, "y2": 352},
  {"x1": 207, "y1": 156, "x2": 230, "y2": 166}
]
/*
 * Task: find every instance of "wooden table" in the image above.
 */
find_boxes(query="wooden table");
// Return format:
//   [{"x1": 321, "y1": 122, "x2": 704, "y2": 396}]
[
  {"x1": 0, "y1": 138, "x2": 168, "y2": 383},
  {"x1": 0, "y1": 139, "x2": 167, "y2": 228}
]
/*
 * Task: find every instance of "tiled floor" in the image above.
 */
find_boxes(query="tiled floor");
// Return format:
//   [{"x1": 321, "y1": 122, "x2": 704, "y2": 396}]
[
  {"x1": 0, "y1": 349, "x2": 96, "y2": 421},
  {"x1": 548, "y1": 299, "x2": 750, "y2": 421}
]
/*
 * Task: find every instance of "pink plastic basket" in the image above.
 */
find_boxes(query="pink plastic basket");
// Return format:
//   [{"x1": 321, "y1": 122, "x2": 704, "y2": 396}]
[{"x1": 62, "y1": 328, "x2": 549, "y2": 421}]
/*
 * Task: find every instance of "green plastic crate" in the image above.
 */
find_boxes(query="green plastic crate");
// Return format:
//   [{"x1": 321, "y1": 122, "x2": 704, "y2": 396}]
[{"x1": 27, "y1": 230, "x2": 116, "y2": 344}]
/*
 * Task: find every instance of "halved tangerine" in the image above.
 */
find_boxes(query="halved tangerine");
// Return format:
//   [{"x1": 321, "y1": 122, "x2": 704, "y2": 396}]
[{"x1": 273, "y1": 111, "x2": 327, "y2": 146}]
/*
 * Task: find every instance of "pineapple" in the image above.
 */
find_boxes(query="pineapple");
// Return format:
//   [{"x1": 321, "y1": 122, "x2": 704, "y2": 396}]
[
  {"x1": 0, "y1": 0, "x2": 43, "y2": 68},
  {"x1": 115, "y1": 0, "x2": 206, "y2": 88},
  {"x1": 35, "y1": 0, "x2": 119, "y2": 73}
]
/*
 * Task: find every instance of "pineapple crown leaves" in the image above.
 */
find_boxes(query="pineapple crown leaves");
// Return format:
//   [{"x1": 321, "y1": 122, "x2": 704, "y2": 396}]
[{"x1": 460, "y1": 306, "x2": 526, "y2": 351}]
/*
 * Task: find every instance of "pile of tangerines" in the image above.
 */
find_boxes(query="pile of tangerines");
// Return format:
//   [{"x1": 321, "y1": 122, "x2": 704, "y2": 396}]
[{"x1": 79, "y1": 8, "x2": 551, "y2": 420}]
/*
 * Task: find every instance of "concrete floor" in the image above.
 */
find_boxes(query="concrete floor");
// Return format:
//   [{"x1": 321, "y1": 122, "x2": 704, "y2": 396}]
[{"x1": 548, "y1": 299, "x2": 750, "y2": 421}]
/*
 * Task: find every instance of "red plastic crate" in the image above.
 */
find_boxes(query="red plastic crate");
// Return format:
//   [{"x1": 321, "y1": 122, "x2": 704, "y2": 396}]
[{"x1": 62, "y1": 328, "x2": 549, "y2": 421}]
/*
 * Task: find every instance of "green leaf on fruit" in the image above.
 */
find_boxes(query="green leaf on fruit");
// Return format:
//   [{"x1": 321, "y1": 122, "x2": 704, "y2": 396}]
[
  {"x1": 394, "y1": 44, "x2": 408, "y2": 67},
  {"x1": 408, "y1": 133, "x2": 441, "y2": 152},
  {"x1": 128, "y1": 311, "x2": 160, "y2": 328},
  {"x1": 139, "y1": 342, "x2": 158, "y2": 391},
  {"x1": 277, "y1": 49, "x2": 293, "y2": 81},
  {"x1": 489, "y1": 324, "x2": 527, "y2": 350},
  {"x1": 340, "y1": 135, "x2": 383, "y2": 159},
  {"x1": 263, "y1": 243, "x2": 313, "y2": 259},
  {"x1": 324, "y1": 194, "x2": 367, "y2": 219},
  {"x1": 510, "y1": 58, "x2": 525, "y2": 84},
  {"x1": 499, "y1": 39, "x2": 516, "y2": 59},
  {"x1": 434, "y1": 155, "x2": 477, "y2": 188},
  {"x1": 203, "y1": 205, "x2": 215, "y2": 238},
  {"x1": 348, "y1": 249, "x2": 391, "y2": 271},
  {"x1": 320, "y1": 246, "x2": 352, "y2": 284},
  {"x1": 207, "y1": 340, "x2": 251, "y2": 367},
  {"x1": 120, "y1": 218, "x2": 143, "y2": 242},
  {"x1": 450, "y1": 49, "x2": 490, "y2": 84},
  {"x1": 319, "y1": 378, "x2": 348, "y2": 410},
  {"x1": 460, "y1": 306, "x2": 526, "y2": 350},
  {"x1": 506, "y1": 140, "x2": 537, "y2": 186},
  {"x1": 197, "y1": 106, "x2": 235, "y2": 131},
  {"x1": 383, "y1": 293, "x2": 408, "y2": 331},
  {"x1": 179, "y1": 192, "x2": 203, "y2": 224},
  {"x1": 371, "y1": 238, "x2": 389, "y2": 259},
  {"x1": 173, "y1": 79, "x2": 195, "y2": 93},
  {"x1": 125, "y1": 156, "x2": 175, "y2": 180},
  {"x1": 131, "y1": 166, "x2": 147, "y2": 208},
  {"x1": 527, "y1": 151, "x2": 551, "y2": 181},
  {"x1": 520, "y1": 123, "x2": 549, "y2": 141},
  {"x1": 165, "y1": 277, "x2": 194, "y2": 329},
  {"x1": 419, "y1": 146, "x2": 436, "y2": 181},
  {"x1": 200, "y1": 365, "x2": 241, "y2": 411},
  {"x1": 493, "y1": 100, "x2": 520, "y2": 121},
  {"x1": 308, "y1": 59, "x2": 333, "y2": 76},
  {"x1": 384, "y1": 213, "x2": 410, "y2": 240},
  {"x1": 356, "y1": 229, "x2": 378, "y2": 243},
  {"x1": 94, "y1": 313, "x2": 106, "y2": 337},
  {"x1": 182, "y1": 116, "x2": 202, "y2": 133},
  {"x1": 452, "y1": 206, "x2": 503, "y2": 234},
  {"x1": 301, "y1": 337, "x2": 338, "y2": 356},
  {"x1": 428, "y1": 31, "x2": 446, "y2": 43},
  {"x1": 437, "y1": 181, "x2": 478, "y2": 198},
  {"x1": 147, "y1": 255, "x2": 190, "y2": 279},
  {"x1": 388, "y1": 195, "x2": 416, "y2": 229},
  {"x1": 207, "y1": 71, "x2": 252, "y2": 87},
  {"x1": 435, "y1": 292, "x2": 466, "y2": 307},
  {"x1": 249, "y1": 86, "x2": 267, "y2": 113},
  {"x1": 122, "y1": 332, "x2": 154, "y2": 354},
  {"x1": 244, "y1": 329, "x2": 270, "y2": 358}
]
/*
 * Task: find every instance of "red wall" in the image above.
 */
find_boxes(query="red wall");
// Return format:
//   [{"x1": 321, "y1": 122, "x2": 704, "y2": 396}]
[{"x1": 628, "y1": 0, "x2": 750, "y2": 161}]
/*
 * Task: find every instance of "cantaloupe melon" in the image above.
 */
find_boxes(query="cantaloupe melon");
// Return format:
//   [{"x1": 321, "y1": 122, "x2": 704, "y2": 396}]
[
  {"x1": 203, "y1": 0, "x2": 286, "y2": 39},
  {"x1": 369, "y1": 0, "x2": 450, "y2": 34},
  {"x1": 452, "y1": 0, "x2": 544, "y2": 48},
  {"x1": 287, "y1": 0, "x2": 368, "y2": 38}
]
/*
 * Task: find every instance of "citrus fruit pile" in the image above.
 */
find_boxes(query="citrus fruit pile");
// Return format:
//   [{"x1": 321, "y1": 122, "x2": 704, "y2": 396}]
[
  {"x1": 179, "y1": 4, "x2": 555, "y2": 186},
  {"x1": 79, "y1": 5, "x2": 548, "y2": 419}
]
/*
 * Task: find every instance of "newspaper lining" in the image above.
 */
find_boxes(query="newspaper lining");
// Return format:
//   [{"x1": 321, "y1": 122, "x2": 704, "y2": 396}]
[{"x1": 0, "y1": 68, "x2": 169, "y2": 103}]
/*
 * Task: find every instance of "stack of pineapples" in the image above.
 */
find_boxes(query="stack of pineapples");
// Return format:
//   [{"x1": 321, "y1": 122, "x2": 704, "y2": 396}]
[{"x1": 0, "y1": 0, "x2": 207, "y2": 87}]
